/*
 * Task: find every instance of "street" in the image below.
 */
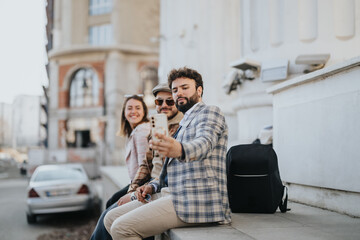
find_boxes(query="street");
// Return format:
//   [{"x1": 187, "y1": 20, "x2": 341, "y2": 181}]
[{"x1": 0, "y1": 164, "x2": 98, "y2": 240}]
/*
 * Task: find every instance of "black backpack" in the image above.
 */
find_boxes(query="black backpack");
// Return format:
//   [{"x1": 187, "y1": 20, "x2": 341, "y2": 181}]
[{"x1": 226, "y1": 144, "x2": 289, "y2": 213}]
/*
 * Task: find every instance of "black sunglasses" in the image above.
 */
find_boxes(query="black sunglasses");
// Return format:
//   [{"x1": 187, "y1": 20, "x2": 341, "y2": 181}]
[{"x1": 154, "y1": 99, "x2": 175, "y2": 106}]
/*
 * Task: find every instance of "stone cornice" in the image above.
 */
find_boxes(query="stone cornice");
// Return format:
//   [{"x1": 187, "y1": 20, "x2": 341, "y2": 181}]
[
  {"x1": 49, "y1": 107, "x2": 103, "y2": 119},
  {"x1": 48, "y1": 44, "x2": 159, "y2": 59}
]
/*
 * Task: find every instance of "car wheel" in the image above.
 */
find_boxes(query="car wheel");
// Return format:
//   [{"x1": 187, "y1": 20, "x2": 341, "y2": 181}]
[{"x1": 26, "y1": 213, "x2": 37, "y2": 224}]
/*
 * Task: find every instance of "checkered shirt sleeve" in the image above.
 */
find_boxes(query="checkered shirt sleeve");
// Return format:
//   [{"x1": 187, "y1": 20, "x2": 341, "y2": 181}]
[{"x1": 168, "y1": 104, "x2": 231, "y2": 224}]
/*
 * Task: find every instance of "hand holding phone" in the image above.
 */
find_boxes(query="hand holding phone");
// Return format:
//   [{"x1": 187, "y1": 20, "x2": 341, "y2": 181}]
[
  {"x1": 151, "y1": 114, "x2": 169, "y2": 140},
  {"x1": 150, "y1": 114, "x2": 169, "y2": 156}
]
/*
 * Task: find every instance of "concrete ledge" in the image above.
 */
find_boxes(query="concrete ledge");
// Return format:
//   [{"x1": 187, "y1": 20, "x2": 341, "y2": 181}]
[
  {"x1": 285, "y1": 182, "x2": 360, "y2": 217},
  {"x1": 100, "y1": 166, "x2": 360, "y2": 239},
  {"x1": 100, "y1": 166, "x2": 129, "y2": 209},
  {"x1": 168, "y1": 225, "x2": 253, "y2": 240},
  {"x1": 166, "y1": 202, "x2": 360, "y2": 240},
  {"x1": 101, "y1": 166, "x2": 130, "y2": 188}
]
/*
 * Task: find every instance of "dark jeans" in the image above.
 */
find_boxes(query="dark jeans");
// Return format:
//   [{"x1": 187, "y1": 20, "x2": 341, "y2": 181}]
[{"x1": 90, "y1": 185, "x2": 129, "y2": 240}]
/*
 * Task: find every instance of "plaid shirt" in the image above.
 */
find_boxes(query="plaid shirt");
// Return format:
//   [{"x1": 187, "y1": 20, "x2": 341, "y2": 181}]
[
  {"x1": 155, "y1": 102, "x2": 231, "y2": 224},
  {"x1": 127, "y1": 112, "x2": 183, "y2": 192}
]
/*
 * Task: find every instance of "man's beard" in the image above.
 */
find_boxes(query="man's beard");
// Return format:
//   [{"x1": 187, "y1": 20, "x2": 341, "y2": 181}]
[{"x1": 176, "y1": 92, "x2": 200, "y2": 113}]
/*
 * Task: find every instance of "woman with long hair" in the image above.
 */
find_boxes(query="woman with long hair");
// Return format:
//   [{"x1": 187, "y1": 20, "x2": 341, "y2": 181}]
[
  {"x1": 117, "y1": 94, "x2": 150, "y2": 182},
  {"x1": 90, "y1": 94, "x2": 150, "y2": 240}
]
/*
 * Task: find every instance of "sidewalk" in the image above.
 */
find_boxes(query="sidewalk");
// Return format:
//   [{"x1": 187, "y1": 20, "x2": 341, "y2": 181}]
[
  {"x1": 101, "y1": 167, "x2": 360, "y2": 240},
  {"x1": 168, "y1": 202, "x2": 360, "y2": 240}
]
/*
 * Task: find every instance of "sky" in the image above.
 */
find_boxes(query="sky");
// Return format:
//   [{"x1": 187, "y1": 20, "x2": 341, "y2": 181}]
[{"x1": 0, "y1": 0, "x2": 48, "y2": 104}]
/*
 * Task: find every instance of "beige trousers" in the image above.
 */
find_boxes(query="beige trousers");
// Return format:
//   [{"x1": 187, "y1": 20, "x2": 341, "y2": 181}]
[{"x1": 104, "y1": 188, "x2": 196, "y2": 240}]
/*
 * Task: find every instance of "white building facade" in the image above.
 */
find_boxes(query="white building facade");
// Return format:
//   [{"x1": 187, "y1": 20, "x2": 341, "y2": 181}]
[
  {"x1": 159, "y1": 0, "x2": 360, "y2": 216},
  {"x1": 12, "y1": 95, "x2": 42, "y2": 148},
  {"x1": 0, "y1": 103, "x2": 13, "y2": 147},
  {"x1": 46, "y1": 0, "x2": 160, "y2": 174}
]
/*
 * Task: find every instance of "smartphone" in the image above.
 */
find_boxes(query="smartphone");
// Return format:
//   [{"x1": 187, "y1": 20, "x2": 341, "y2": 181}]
[
  {"x1": 150, "y1": 113, "x2": 169, "y2": 140},
  {"x1": 150, "y1": 114, "x2": 169, "y2": 157}
]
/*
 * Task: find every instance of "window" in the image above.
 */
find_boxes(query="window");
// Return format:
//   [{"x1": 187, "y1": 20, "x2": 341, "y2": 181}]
[
  {"x1": 89, "y1": 0, "x2": 112, "y2": 15},
  {"x1": 70, "y1": 68, "x2": 99, "y2": 107},
  {"x1": 89, "y1": 24, "x2": 113, "y2": 46},
  {"x1": 65, "y1": 119, "x2": 98, "y2": 149},
  {"x1": 74, "y1": 130, "x2": 93, "y2": 148}
]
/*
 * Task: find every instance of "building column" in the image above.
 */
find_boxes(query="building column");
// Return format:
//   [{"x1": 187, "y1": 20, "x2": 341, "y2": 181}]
[
  {"x1": 48, "y1": 117, "x2": 59, "y2": 150},
  {"x1": 333, "y1": 0, "x2": 355, "y2": 40},
  {"x1": 104, "y1": 51, "x2": 125, "y2": 165},
  {"x1": 298, "y1": 0, "x2": 318, "y2": 42}
]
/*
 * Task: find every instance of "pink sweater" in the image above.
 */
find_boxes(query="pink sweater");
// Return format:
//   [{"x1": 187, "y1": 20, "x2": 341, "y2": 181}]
[{"x1": 125, "y1": 122, "x2": 150, "y2": 181}]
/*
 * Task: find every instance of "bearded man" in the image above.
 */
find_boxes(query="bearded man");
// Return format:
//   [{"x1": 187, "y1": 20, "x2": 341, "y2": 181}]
[{"x1": 104, "y1": 67, "x2": 230, "y2": 240}]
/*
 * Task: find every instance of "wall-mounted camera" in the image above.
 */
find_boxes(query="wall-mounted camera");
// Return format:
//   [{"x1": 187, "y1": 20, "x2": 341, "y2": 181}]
[
  {"x1": 295, "y1": 54, "x2": 330, "y2": 73},
  {"x1": 222, "y1": 69, "x2": 241, "y2": 95},
  {"x1": 230, "y1": 58, "x2": 261, "y2": 80},
  {"x1": 223, "y1": 59, "x2": 261, "y2": 94}
]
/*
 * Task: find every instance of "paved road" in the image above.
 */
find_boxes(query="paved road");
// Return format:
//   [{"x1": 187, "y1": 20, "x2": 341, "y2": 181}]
[
  {"x1": 0, "y1": 177, "x2": 59, "y2": 240},
  {"x1": 0, "y1": 165, "x2": 99, "y2": 240}
]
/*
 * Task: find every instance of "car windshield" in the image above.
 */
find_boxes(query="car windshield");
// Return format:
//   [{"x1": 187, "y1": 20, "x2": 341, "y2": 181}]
[{"x1": 33, "y1": 168, "x2": 86, "y2": 182}]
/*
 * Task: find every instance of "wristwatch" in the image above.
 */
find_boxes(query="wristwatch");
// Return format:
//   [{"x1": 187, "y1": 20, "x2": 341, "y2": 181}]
[{"x1": 130, "y1": 192, "x2": 137, "y2": 201}]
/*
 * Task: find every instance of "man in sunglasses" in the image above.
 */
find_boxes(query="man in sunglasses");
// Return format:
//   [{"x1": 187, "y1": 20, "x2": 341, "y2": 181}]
[
  {"x1": 90, "y1": 83, "x2": 182, "y2": 240},
  {"x1": 104, "y1": 67, "x2": 230, "y2": 239},
  {"x1": 121, "y1": 83, "x2": 184, "y2": 197}
]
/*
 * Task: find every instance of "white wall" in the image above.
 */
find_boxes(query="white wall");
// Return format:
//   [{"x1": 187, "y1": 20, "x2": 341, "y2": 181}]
[
  {"x1": 159, "y1": 0, "x2": 360, "y2": 215},
  {"x1": 268, "y1": 57, "x2": 360, "y2": 216},
  {"x1": 233, "y1": 0, "x2": 360, "y2": 143},
  {"x1": 159, "y1": 0, "x2": 360, "y2": 147},
  {"x1": 159, "y1": 0, "x2": 241, "y2": 144},
  {"x1": 270, "y1": 59, "x2": 360, "y2": 192},
  {"x1": 241, "y1": 0, "x2": 360, "y2": 67},
  {"x1": 12, "y1": 95, "x2": 41, "y2": 147},
  {"x1": 239, "y1": 0, "x2": 360, "y2": 215}
]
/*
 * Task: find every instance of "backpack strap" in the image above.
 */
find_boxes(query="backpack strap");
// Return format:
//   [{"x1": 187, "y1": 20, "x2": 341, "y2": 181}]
[{"x1": 279, "y1": 186, "x2": 291, "y2": 213}]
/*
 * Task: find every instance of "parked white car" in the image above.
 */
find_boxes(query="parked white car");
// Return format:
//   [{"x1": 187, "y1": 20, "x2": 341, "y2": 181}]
[{"x1": 26, "y1": 163, "x2": 100, "y2": 223}]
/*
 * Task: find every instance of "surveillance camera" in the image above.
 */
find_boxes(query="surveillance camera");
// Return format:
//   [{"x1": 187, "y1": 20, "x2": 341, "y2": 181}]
[
  {"x1": 295, "y1": 54, "x2": 330, "y2": 65},
  {"x1": 244, "y1": 69, "x2": 256, "y2": 80},
  {"x1": 295, "y1": 54, "x2": 330, "y2": 73},
  {"x1": 230, "y1": 58, "x2": 261, "y2": 71},
  {"x1": 222, "y1": 69, "x2": 241, "y2": 95}
]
